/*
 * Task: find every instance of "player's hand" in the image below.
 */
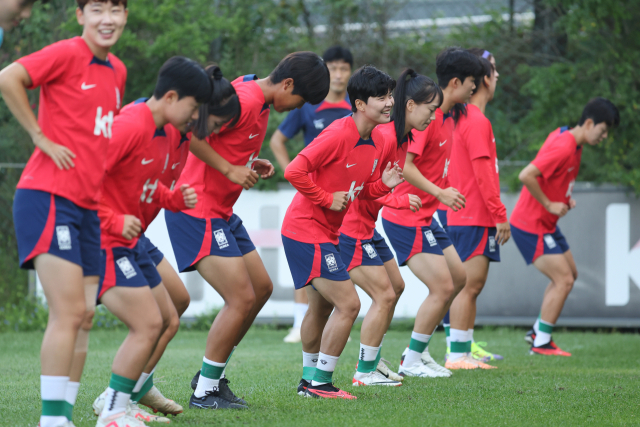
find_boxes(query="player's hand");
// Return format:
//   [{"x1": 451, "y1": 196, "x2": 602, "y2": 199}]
[
  {"x1": 569, "y1": 198, "x2": 577, "y2": 210},
  {"x1": 36, "y1": 135, "x2": 76, "y2": 170},
  {"x1": 226, "y1": 165, "x2": 259, "y2": 190},
  {"x1": 330, "y1": 191, "x2": 349, "y2": 212},
  {"x1": 408, "y1": 194, "x2": 422, "y2": 212},
  {"x1": 252, "y1": 158, "x2": 275, "y2": 179},
  {"x1": 381, "y1": 162, "x2": 405, "y2": 189},
  {"x1": 437, "y1": 187, "x2": 466, "y2": 211},
  {"x1": 180, "y1": 184, "x2": 197, "y2": 209},
  {"x1": 496, "y1": 221, "x2": 511, "y2": 245},
  {"x1": 546, "y1": 201, "x2": 569, "y2": 217},
  {"x1": 122, "y1": 215, "x2": 142, "y2": 240}
]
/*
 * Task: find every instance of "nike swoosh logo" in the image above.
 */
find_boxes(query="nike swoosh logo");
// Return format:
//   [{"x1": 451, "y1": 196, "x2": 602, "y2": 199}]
[
  {"x1": 172, "y1": 162, "x2": 180, "y2": 169},
  {"x1": 346, "y1": 164, "x2": 356, "y2": 168},
  {"x1": 141, "y1": 158, "x2": 154, "y2": 165},
  {"x1": 81, "y1": 82, "x2": 97, "y2": 90},
  {"x1": 439, "y1": 140, "x2": 447, "y2": 146},
  {"x1": 568, "y1": 167, "x2": 575, "y2": 172},
  {"x1": 249, "y1": 134, "x2": 259, "y2": 139}
]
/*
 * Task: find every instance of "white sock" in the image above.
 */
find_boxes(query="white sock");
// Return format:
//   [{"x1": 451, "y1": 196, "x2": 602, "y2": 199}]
[
  {"x1": 533, "y1": 318, "x2": 540, "y2": 333},
  {"x1": 41, "y1": 376, "x2": 69, "y2": 427},
  {"x1": 468, "y1": 328, "x2": 474, "y2": 343},
  {"x1": 358, "y1": 343, "x2": 379, "y2": 362},
  {"x1": 404, "y1": 331, "x2": 430, "y2": 367},
  {"x1": 302, "y1": 351, "x2": 319, "y2": 368},
  {"x1": 65, "y1": 381, "x2": 80, "y2": 406},
  {"x1": 195, "y1": 357, "x2": 225, "y2": 398},
  {"x1": 311, "y1": 353, "x2": 339, "y2": 386},
  {"x1": 449, "y1": 328, "x2": 467, "y2": 360},
  {"x1": 533, "y1": 320, "x2": 554, "y2": 347},
  {"x1": 293, "y1": 303, "x2": 308, "y2": 328},
  {"x1": 132, "y1": 372, "x2": 150, "y2": 394},
  {"x1": 101, "y1": 386, "x2": 130, "y2": 419}
]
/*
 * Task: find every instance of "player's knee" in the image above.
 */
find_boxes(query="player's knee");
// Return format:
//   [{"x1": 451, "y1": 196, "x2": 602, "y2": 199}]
[
  {"x1": 340, "y1": 296, "x2": 361, "y2": 321},
  {"x1": 453, "y1": 271, "x2": 466, "y2": 294},
  {"x1": 378, "y1": 287, "x2": 396, "y2": 311},
  {"x1": 80, "y1": 307, "x2": 95, "y2": 331},
  {"x1": 232, "y1": 287, "x2": 256, "y2": 312},
  {"x1": 60, "y1": 299, "x2": 86, "y2": 331},
  {"x1": 256, "y1": 279, "x2": 273, "y2": 304},
  {"x1": 393, "y1": 279, "x2": 405, "y2": 299},
  {"x1": 559, "y1": 274, "x2": 575, "y2": 293},
  {"x1": 174, "y1": 293, "x2": 190, "y2": 317},
  {"x1": 166, "y1": 311, "x2": 180, "y2": 338}
]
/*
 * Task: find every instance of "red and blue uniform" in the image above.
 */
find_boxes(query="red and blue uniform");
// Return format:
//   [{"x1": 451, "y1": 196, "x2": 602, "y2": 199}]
[
  {"x1": 447, "y1": 104, "x2": 507, "y2": 262},
  {"x1": 13, "y1": 37, "x2": 126, "y2": 273},
  {"x1": 165, "y1": 75, "x2": 267, "y2": 272},
  {"x1": 510, "y1": 127, "x2": 578, "y2": 264},
  {"x1": 338, "y1": 122, "x2": 409, "y2": 271},
  {"x1": 97, "y1": 103, "x2": 190, "y2": 299},
  {"x1": 381, "y1": 109, "x2": 453, "y2": 266},
  {"x1": 278, "y1": 96, "x2": 352, "y2": 146},
  {"x1": 281, "y1": 116, "x2": 394, "y2": 289}
]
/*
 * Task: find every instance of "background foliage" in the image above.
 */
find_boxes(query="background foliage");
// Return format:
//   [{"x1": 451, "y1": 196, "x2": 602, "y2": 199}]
[{"x1": 0, "y1": 0, "x2": 638, "y2": 307}]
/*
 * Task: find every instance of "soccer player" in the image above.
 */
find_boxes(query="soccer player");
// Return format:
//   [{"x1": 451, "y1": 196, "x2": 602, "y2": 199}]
[
  {"x1": 94, "y1": 56, "x2": 209, "y2": 427},
  {"x1": 446, "y1": 49, "x2": 508, "y2": 367},
  {"x1": 340, "y1": 68, "x2": 443, "y2": 385},
  {"x1": 511, "y1": 97, "x2": 619, "y2": 356},
  {"x1": 270, "y1": 45, "x2": 354, "y2": 344},
  {"x1": 381, "y1": 48, "x2": 485, "y2": 373},
  {"x1": 0, "y1": 0, "x2": 43, "y2": 46},
  {"x1": 165, "y1": 52, "x2": 330, "y2": 410},
  {"x1": 282, "y1": 65, "x2": 406, "y2": 399},
  {"x1": 0, "y1": 2, "x2": 127, "y2": 426}
]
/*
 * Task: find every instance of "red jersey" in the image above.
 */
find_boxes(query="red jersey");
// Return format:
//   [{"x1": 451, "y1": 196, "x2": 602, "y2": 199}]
[
  {"x1": 340, "y1": 122, "x2": 409, "y2": 239},
  {"x1": 281, "y1": 116, "x2": 391, "y2": 244},
  {"x1": 177, "y1": 75, "x2": 269, "y2": 220},
  {"x1": 99, "y1": 103, "x2": 189, "y2": 249},
  {"x1": 16, "y1": 37, "x2": 127, "y2": 210},
  {"x1": 447, "y1": 104, "x2": 506, "y2": 227},
  {"x1": 510, "y1": 127, "x2": 581, "y2": 234},
  {"x1": 382, "y1": 108, "x2": 454, "y2": 227}
]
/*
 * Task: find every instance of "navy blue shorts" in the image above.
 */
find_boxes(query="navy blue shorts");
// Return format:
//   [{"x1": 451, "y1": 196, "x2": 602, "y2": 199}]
[
  {"x1": 165, "y1": 211, "x2": 256, "y2": 272},
  {"x1": 510, "y1": 224, "x2": 570, "y2": 265},
  {"x1": 98, "y1": 240, "x2": 163, "y2": 300},
  {"x1": 381, "y1": 217, "x2": 452, "y2": 266},
  {"x1": 139, "y1": 233, "x2": 164, "y2": 266},
  {"x1": 339, "y1": 229, "x2": 395, "y2": 271},
  {"x1": 434, "y1": 209, "x2": 448, "y2": 231},
  {"x1": 13, "y1": 189, "x2": 100, "y2": 275},
  {"x1": 282, "y1": 235, "x2": 350, "y2": 289},
  {"x1": 448, "y1": 226, "x2": 500, "y2": 262}
]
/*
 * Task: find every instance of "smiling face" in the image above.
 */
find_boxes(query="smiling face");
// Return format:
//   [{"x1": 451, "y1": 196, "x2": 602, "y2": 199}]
[
  {"x1": 0, "y1": 0, "x2": 33, "y2": 31},
  {"x1": 405, "y1": 96, "x2": 441, "y2": 132},
  {"x1": 76, "y1": 1, "x2": 127, "y2": 55},
  {"x1": 356, "y1": 90, "x2": 394, "y2": 125}
]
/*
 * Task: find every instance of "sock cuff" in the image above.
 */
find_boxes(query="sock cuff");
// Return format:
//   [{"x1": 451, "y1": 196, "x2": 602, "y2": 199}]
[
  {"x1": 202, "y1": 358, "x2": 226, "y2": 380},
  {"x1": 317, "y1": 352, "x2": 339, "y2": 362},
  {"x1": 450, "y1": 341, "x2": 467, "y2": 353},
  {"x1": 410, "y1": 331, "x2": 431, "y2": 342},
  {"x1": 313, "y1": 368, "x2": 334, "y2": 384},
  {"x1": 203, "y1": 356, "x2": 226, "y2": 367},
  {"x1": 108, "y1": 373, "x2": 136, "y2": 394},
  {"x1": 359, "y1": 343, "x2": 379, "y2": 352},
  {"x1": 538, "y1": 320, "x2": 554, "y2": 333}
]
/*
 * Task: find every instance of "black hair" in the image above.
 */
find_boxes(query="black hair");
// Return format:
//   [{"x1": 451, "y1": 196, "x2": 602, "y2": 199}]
[
  {"x1": 578, "y1": 97, "x2": 620, "y2": 128},
  {"x1": 322, "y1": 46, "x2": 354, "y2": 68},
  {"x1": 435, "y1": 46, "x2": 484, "y2": 89},
  {"x1": 269, "y1": 51, "x2": 330, "y2": 105},
  {"x1": 77, "y1": 0, "x2": 126, "y2": 9},
  {"x1": 451, "y1": 49, "x2": 494, "y2": 124},
  {"x1": 347, "y1": 65, "x2": 396, "y2": 113},
  {"x1": 392, "y1": 68, "x2": 443, "y2": 148},
  {"x1": 192, "y1": 65, "x2": 241, "y2": 140},
  {"x1": 153, "y1": 56, "x2": 212, "y2": 105}
]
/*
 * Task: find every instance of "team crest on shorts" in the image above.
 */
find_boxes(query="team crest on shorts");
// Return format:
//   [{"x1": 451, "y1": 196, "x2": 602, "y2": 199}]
[
  {"x1": 116, "y1": 257, "x2": 137, "y2": 279},
  {"x1": 363, "y1": 243, "x2": 377, "y2": 259},
  {"x1": 55, "y1": 225, "x2": 72, "y2": 250},
  {"x1": 424, "y1": 230, "x2": 437, "y2": 247},
  {"x1": 325, "y1": 253, "x2": 339, "y2": 272},
  {"x1": 214, "y1": 229, "x2": 229, "y2": 249},
  {"x1": 489, "y1": 236, "x2": 496, "y2": 252},
  {"x1": 544, "y1": 234, "x2": 557, "y2": 249}
]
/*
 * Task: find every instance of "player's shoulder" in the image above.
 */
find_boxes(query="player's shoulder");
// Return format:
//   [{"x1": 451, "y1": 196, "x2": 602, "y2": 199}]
[
  {"x1": 113, "y1": 103, "x2": 152, "y2": 134},
  {"x1": 545, "y1": 127, "x2": 576, "y2": 151},
  {"x1": 106, "y1": 52, "x2": 127, "y2": 75},
  {"x1": 20, "y1": 37, "x2": 88, "y2": 66}
]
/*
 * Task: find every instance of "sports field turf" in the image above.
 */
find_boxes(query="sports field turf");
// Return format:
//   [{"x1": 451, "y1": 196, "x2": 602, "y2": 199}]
[{"x1": 2, "y1": 327, "x2": 639, "y2": 426}]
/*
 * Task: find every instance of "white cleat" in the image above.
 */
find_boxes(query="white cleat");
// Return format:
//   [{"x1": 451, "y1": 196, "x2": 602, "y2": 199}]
[
  {"x1": 138, "y1": 386, "x2": 183, "y2": 416},
  {"x1": 92, "y1": 391, "x2": 107, "y2": 416},
  {"x1": 377, "y1": 358, "x2": 404, "y2": 382},
  {"x1": 352, "y1": 370, "x2": 402, "y2": 386},
  {"x1": 96, "y1": 412, "x2": 148, "y2": 427},
  {"x1": 398, "y1": 361, "x2": 447, "y2": 378},
  {"x1": 421, "y1": 348, "x2": 452, "y2": 377},
  {"x1": 283, "y1": 327, "x2": 301, "y2": 343},
  {"x1": 93, "y1": 390, "x2": 170, "y2": 423}
]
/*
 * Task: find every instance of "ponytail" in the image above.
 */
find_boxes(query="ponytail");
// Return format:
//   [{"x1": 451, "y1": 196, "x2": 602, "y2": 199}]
[
  {"x1": 193, "y1": 65, "x2": 241, "y2": 139},
  {"x1": 391, "y1": 68, "x2": 443, "y2": 148}
]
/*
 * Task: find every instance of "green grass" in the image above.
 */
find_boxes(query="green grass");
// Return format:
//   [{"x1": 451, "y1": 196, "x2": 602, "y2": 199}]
[{"x1": 2, "y1": 328, "x2": 640, "y2": 427}]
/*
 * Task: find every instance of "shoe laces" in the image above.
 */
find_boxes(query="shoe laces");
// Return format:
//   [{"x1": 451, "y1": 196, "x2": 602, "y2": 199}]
[{"x1": 203, "y1": 387, "x2": 221, "y2": 398}]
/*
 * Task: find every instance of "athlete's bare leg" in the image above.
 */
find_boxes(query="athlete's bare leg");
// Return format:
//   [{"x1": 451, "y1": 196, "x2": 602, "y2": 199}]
[
  {"x1": 534, "y1": 250, "x2": 577, "y2": 324},
  {"x1": 382, "y1": 259, "x2": 405, "y2": 326},
  {"x1": 450, "y1": 255, "x2": 490, "y2": 330},
  {"x1": 141, "y1": 284, "x2": 177, "y2": 373},
  {"x1": 301, "y1": 286, "x2": 334, "y2": 354},
  {"x1": 68, "y1": 280, "x2": 98, "y2": 383},
  {"x1": 294, "y1": 288, "x2": 308, "y2": 304}
]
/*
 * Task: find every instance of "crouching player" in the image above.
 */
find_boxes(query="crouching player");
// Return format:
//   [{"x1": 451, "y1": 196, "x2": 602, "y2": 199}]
[
  {"x1": 282, "y1": 65, "x2": 408, "y2": 399},
  {"x1": 94, "y1": 56, "x2": 210, "y2": 427},
  {"x1": 511, "y1": 97, "x2": 619, "y2": 356}
]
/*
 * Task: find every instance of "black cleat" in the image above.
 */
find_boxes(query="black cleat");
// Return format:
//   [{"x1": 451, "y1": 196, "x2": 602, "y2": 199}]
[
  {"x1": 297, "y1": 379, "x2": 310, "y2": 396},
  {"x1": 524, "y1": 329, "x2": 536, "y2": 345},
  {"x1": 190, "y1": 369, "x2": 200, "y2": 390},
  {"x1": 189, "y1": 389, "x2": 248, "y2": 410},
  {"x1": 219, "y1": 377, "x2": 247, "y2": 406}
]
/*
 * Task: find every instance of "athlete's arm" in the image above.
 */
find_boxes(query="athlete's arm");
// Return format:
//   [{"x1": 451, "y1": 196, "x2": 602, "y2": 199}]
[
  {"x1": 471, "y1": 156, "x2": 510, "y2": 244},
  {"x1": 269, "y1": 129, "x2": 291, "y2": 171},
  {"x1": 519, "y1": 163, "x2": 568, "y2": 217},
  {"x1": 284, "y1": 154, "x2": 348, "y2": 211},
  {"x1": 0, "y1": 63, "x2": 76, "y2": 170},
  {"x1": 378, "y1": 193, "x2": 422, "y2": 212},
  {"x1": 155, "y1": 183, "x2": 197, "y2": 212},
  {"x1": 189, "y1": 135, "x2": 259, "y2": 190},
  {"x1": 403, "y1": 153, "x2": 466, "y2": 211}
]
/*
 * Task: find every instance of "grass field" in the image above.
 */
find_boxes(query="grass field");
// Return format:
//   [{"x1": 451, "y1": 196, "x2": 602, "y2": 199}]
[{"x1": 2, "y1": 327, "x2": 639, "y2": 427}]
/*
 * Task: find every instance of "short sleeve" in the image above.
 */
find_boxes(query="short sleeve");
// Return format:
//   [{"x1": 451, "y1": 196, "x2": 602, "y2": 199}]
[
  {"x1": 532, "y1": 140, "x2": 573, "y2": 179},
  {"x1": 17, "y1": 40, "x2": 74, "y2": 89},
  {"x1": 298, "y1": 126, "x2": 344, "y2": 171},
  {"x1": 278, "y1": 108, "x2": 303, "y2": 139},
  {"x1": 467, "y1": 117, "x2": 493, "y2": 160},
  {"x1": 408, "y1": 121, "x2": 435, "y2": 158}
]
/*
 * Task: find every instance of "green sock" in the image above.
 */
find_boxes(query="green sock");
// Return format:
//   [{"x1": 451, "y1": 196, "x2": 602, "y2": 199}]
[
  {"x1": 302, "y1": 366, "x2": 316, "y2": 381},
  {"x1": 312, "y1": 368, "x2": 333, "y2": 384},
  {"x1": 450, "y1": 341, "x2": 467, "y2": 354},
  {"x1": 130, "y1": 372, "x2": 154, "y2": 402}
]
